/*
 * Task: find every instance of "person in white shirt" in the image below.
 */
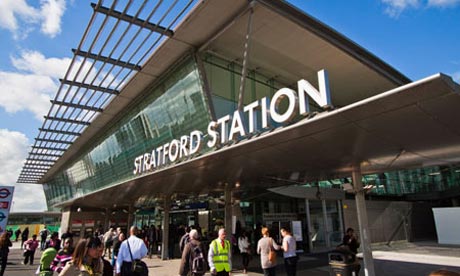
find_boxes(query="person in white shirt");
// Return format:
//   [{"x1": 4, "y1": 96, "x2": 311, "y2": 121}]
[
  {"x1": 116, "y1": 226, "x2": 148, "y2": 276},
  {"x1": 238, "y1": 231, "x2": 251, "y2": 274},
  {"x1": 281, "y1": 228, "x2": 297, "y2": 276}
]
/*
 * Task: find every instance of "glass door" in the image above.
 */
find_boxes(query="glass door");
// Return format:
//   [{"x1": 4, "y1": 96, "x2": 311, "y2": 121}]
[
  {"x1": 307, "y1": 200, "x2": 328, "y2": 251},
  {"x1": 306, "y1": 199, "x2": 344, "y2": 252},
  {"x1": 325, "y1": 200, "x2": 343, "y2": 247}
]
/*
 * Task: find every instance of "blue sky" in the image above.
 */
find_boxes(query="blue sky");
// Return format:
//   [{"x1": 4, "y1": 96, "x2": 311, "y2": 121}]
[{"x1": 0, "y1": 0, "x2": 459, "y2": 212}]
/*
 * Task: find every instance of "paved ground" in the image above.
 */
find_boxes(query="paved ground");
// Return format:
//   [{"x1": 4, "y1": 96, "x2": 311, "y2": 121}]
[{"x1": 4, "y1": 240, "x2": 460, "y2": 275}]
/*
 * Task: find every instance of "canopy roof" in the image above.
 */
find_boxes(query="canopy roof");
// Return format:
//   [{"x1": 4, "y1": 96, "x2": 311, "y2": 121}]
[{"x1": 58, "y1": 74, "x2": 460, "y2": 208}]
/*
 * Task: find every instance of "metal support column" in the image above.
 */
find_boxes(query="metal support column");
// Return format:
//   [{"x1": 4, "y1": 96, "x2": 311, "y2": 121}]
[
  {"x1": 127, "y1": 205, "x2": 134, "y2": 227},
  {"x1": 305, "y1": 199, "x2": 313, "y2": 252},
  {"x1": 103, "y1": 208, "x2": 110, "y2": 230},
  {"x1": 161, "y1": 195, "x2": 171, "y2": 260},
  {"x1": 225, "y1": 184, "x2": 233, "y2": 233},
  {"x1": 237, "y1": 6, "x2": 254, "y2": 111},
  {"x1": 352, "y1": 166, "x2": 376, "y2": 276}
]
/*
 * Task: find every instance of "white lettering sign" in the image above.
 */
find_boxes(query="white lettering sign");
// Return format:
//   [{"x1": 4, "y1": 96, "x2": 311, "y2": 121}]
[{"x1": 134, "y1": 70, "x2": 331, "y2": 175}]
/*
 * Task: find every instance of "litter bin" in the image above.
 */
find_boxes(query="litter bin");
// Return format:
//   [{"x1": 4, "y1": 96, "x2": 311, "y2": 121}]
[{"x1": 328, "y1": 249, "x2": 360, "y2": 276}]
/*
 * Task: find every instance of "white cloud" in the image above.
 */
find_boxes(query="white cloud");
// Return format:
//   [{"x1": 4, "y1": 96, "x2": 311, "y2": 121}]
[
  {"x1": 0, "y1": 0, "x2": 39, "y2": 31},
  {"x1": 0, "y1": 72, "x2": 55, "y2": 118},
  {"x1": 452, "y1": 71, "x2": 460, "y2": 84},
  {"x1": 11, "y1": 50, "x2": 71, "y2": 77},
  {"x1": 382, "y1": 0, "x2": 421, "y2": 17},
  {"x1": 428, "y1": 0, "x2": 460, "y2": 7},
  {"x1": 0, "y1": 0, "x2": 66, "y2": 39},
  {"x1": 0, "y1": 50, "x2": 71, "y2": 119},
  {"x1": 40, "y1": 0, "x2": 66, "y2": 38},
  {"x1": 382, "y1": 0, "x2": 460, "y2": 17},
  {"x1": 0, "y1": 129, "x2": 47, "y2": 212}
]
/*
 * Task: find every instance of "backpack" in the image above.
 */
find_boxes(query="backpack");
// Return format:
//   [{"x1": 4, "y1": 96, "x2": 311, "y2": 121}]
[{"x1": 190, "y1": 243, "x2": 206, "y2": 275}]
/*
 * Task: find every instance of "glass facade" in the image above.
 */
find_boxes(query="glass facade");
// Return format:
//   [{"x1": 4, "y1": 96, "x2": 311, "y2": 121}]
[
  {"x1": 45, "y1": 58, "x2": 212, "y2": 207},
  {"x1": 307, "y1": 164, "x2": 460, "y2": 196},
  {"x1": 203, "y1": 54, "x2": 322, "y2": 130}
]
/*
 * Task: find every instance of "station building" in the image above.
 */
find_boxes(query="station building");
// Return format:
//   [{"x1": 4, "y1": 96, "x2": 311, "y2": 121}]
[{"x1": 17, "y1": 0, "x2": 460, "y2": 270}]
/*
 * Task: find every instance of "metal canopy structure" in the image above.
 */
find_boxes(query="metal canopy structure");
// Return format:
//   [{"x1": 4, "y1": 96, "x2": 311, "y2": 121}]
[{"x1": 17, "y1": 0, "x2": 197, "y2": 184}]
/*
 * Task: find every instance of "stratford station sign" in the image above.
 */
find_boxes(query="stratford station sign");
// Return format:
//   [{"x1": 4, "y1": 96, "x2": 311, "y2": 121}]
[{"x1": 133, "y1": 70, "x2": 332, "y2": 175}]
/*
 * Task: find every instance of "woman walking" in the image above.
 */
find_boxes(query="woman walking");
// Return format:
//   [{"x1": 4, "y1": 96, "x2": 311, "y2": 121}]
[
  {"x1": 23, "y1": 234, "x2": 39, "y2": 265},
  {"x1": 59, "y1": 236, "x2": 110, "y2": 276},
  {"x1": 238, "y1": 231, "x2": 251, "y2": 274},
  {"x1": 0, "y1": 232, "x2": 12, "y2": 276},
  {"x1": 280, "y1": 228, "x2": 297, "y2": 276},
  {"x1": 257, "y1": 227, "x2": 280, "y2": 276}
]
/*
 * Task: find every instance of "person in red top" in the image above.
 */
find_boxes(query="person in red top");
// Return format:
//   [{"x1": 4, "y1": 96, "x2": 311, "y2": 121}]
[{"x1": 23, "y1": 234, "x2": 39, "y2": 265}]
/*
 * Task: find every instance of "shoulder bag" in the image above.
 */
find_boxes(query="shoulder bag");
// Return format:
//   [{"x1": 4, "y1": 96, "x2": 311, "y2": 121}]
[{"x1": 268, "y1": 238, "x2": 276, "y2": 264}]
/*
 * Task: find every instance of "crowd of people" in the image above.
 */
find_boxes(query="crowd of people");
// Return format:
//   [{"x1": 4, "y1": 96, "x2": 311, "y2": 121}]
[
  {"x1": 0, "y1": 224, "x2": 458, "y2": 276},
  {"x1": 174, "y1": 225, "x2": 299, "y2": 276}
]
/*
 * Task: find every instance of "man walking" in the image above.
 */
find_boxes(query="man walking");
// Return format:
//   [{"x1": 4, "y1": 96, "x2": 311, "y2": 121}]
[
  {"x1": 116, "y1": 226, "x2": 148, "y2": 276},
  {"x1": 208, "y1": 228, "x2": 232, "y2": 276},
  {"x1": 179, "y1": 229, "x2": 207, "y2": 276},
  {"x1": 39, "y1": 226, "x2": 50, "y2": 250}
]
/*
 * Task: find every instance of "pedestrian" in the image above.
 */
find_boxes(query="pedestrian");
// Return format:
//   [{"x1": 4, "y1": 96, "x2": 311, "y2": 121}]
[
  {"x1": 0, "y1": 232, "x2": 12, "y2": 276},
  {"x1": 342, "y1": 228, "x2": 359, "y2": 254},
  {"x1": 61, "y1": 227, "x2": 74, "y2": 241},
  {"x1": 23, "y1": 234, "x2": 39, "y2": 265},
  {"x1": 179, "y1": 226, "x2": 191, "y2": 254},
  {"x1": 112, "y1": 232, "x2": 125, "y2": 267},
  {"x1": 238, "y1": 231, "x2": 251, "y2": 274},
  {"x1": 103, "y1": 227, "x2": 115, "y2": 258},
  {"x1": 14, "y1": 228, "x2": 21, "y2": 242},
  {"x1": 46, "y1": 232, "x2": 61, "y2": 250},
  {"x1": 280, "y1": 228, "x2": 297, "y2": 276},
  {"x1": 179, "y1": 229, "x2": 207, "y2": 276},
  {"x1": 115, "y1": 226, "x2": 148, "y2": 276},
  {"x1": 257, "y1": 227, "x2": 280, "y2": 276},
  {"x1": 50, "y1": 237, "x2": 74, "y2": 273},
  {"x1": 21, "y1": 227, "x2": 29, "y2": 248},
  {"x1": 147, "y1": 225, "x2": 157, "y2": 258},
  {"x1": 208, "y1": 228, "x2": 232, "y2": 276},
  {"x1": 59, "y1": 236, "x2": 109, "y2": 276},
  {"x1": 39, "y1": 226, "x2": 50, "y2": 250},
  {"x1": 38, "y1": 239, "x2": 60, "y2": 276}
]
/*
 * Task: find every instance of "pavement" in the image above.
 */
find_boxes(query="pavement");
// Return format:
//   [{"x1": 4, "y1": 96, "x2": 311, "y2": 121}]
[{"x1": 4, "y1": 240, "x2": 460, "y2": 276}]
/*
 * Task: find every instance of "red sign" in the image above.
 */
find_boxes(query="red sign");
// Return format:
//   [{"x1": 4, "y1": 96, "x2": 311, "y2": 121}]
[{"x1": 0, "y1": 202, "x2": 9, "y2": 209}]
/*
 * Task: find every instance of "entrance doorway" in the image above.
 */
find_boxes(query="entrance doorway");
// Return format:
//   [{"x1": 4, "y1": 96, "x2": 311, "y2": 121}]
[{"x1": 306, "y1": 199, "x2": 343, "y2": 252}]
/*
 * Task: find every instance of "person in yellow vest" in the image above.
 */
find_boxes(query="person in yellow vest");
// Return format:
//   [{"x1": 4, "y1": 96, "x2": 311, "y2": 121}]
[{"x1": 208, "y1": 228, "x2": 232, "y2": 276}]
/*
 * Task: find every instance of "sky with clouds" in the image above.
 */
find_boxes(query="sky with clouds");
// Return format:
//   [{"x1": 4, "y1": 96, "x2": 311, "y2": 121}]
[{"x1": 0, "y1": 0, "x2": 459, "y2": 213}]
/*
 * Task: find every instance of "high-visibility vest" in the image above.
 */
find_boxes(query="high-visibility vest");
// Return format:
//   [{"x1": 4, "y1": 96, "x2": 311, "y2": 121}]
[{"x1": 211, "y1": 239, "x2": 231, "y2": 272}]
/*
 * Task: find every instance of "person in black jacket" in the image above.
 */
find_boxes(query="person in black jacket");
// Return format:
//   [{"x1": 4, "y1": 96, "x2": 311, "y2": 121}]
[
  {"x1": 342, "y1": 228, "x2": 359, "y2": 254},
  {"x1": 0, "y1": 232, "x2": 12, "y2": 276},
  {"x1": 21, "y1": 227, "x2": 29, "y2": 249}
]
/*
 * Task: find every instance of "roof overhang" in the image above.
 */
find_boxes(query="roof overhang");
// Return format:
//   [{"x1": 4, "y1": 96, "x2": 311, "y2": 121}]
[
  {"x1": 57, "y1": 74, "x2": 460, "y2": 208},
  {"x1": 41, "y1": 0, "x2": 409, "y2": 184}
]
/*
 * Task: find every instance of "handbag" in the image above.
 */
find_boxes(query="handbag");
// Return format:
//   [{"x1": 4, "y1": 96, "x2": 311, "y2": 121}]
[
  {"x1": 127, "y1": 240, "x2": 148, "y2": 276},
  {"x1": 268, "y1": 238, "x2": 276, "y2": 263}
]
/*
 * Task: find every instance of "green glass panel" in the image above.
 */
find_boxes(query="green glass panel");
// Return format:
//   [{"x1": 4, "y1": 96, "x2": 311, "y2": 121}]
[{"x1": 45, "y1": 58, "x2": 211, "y2": 207}]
